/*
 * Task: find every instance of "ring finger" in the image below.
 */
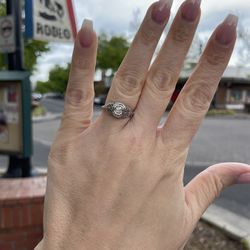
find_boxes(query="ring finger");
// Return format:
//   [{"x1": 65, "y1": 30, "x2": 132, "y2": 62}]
[{"x1": 100, "y1": 0, "x2": 174, "y2": 126}]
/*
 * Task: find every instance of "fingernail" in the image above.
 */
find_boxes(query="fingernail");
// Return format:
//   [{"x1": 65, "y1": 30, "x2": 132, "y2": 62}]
[
  {"x1": 181, "y1": 0, "x2": 201, "y2": 22},
  {"x1": 79, "y1": 19, "x2": 93, "y2": 47},
  {"x1": 237, "y1": 173, "x2": 250, "y2": 184},
  {"x1": 215, "y1": 14, "x2": 238, "y2": 45},
  {"x1": 151, "y1": 0, "x2": 173, "y2": 24}
]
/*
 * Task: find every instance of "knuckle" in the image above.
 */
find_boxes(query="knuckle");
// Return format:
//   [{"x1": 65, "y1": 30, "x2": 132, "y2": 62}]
[
  {"x1": 204, "y1": 42, "x2": 229, "y2": 66},
  {"x1": 72, "y1": 53, "x2": 90, "y2": 70},
  {"x1": 171, "y1": 23, "x2": 191, "y2": 43},
  {"x1": 115, "y1": 73, "x2": 142, "y2": 96},
  {"x1": 182, "y1": 81, "x2": 212, "y2": 113},
  {"x1": 139, "y1": 21, "x2": 159, "y2": 46},
  {"x1": 205, "y1": 170, "x2": 224, "y2": 198},
  {"x1": 66, "y1": 88, "x2": 93, "y2": 107},
  {"x1": 147, "y1": 68, "x2": 174, "y2": 93}
]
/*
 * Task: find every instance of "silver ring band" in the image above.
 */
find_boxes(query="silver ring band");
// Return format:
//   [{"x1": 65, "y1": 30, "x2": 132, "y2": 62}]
[{"x1": 102, "y1": 101, "x2": 134, "y2": 119}]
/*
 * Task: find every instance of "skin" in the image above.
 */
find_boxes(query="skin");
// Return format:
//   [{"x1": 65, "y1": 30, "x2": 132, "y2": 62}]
[{"x1": 36, "y1": 0, "x2": 250, "y2": 249}]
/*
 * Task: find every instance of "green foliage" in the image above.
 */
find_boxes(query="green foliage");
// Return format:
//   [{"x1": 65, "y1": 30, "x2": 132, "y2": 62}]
[
  {"x1": 36, "y1": 33, "x2": 130, "y2": 94},
  {"x1": 35, "y1": 81, "x2": 53, "y2": 94},
  {"x1": 0, "y1": 2, "x2": 6, "y2": 16},
  {"x1": 32, "y1": 105, "x2": 47, "y2": 117},
  {"x1": 97, "y1": 33, "x2": 129, "y2": 75},
  {"x1": 24, "y1": 39, "x2": 50, "y2": 71},
  {"x1": 35, "y1": 64, "x2": 70, "y2": 94},
  {"x1": 0, "y1": 2, "x2": 50, "y2": 71}
]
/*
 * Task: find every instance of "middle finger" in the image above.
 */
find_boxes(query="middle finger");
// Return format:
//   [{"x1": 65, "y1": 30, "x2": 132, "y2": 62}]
[{"x1": 135, "y1": 0, "x2": 201, "y2": 129}]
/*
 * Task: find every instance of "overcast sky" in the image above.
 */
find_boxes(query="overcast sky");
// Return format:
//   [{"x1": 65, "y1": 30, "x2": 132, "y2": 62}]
[{"x1": 31, "y1": 0, "x2": 250, "y2": 84}]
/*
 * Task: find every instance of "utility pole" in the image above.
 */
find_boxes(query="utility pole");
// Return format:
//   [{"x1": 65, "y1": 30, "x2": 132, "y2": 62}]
[{"x1": 3, "y1": 0, "x2": 33, "y2": 178}]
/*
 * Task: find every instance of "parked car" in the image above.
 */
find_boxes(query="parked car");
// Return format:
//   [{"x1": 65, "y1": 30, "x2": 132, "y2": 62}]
[
  {"x1": 32, "y1": 93, "x2": 42, "y2": 102},
  {"x1": 94, "y1": 95, "x2": 106, "y2": 105},
  {"x1": 43, "y1": 92, "x2": 64, "y2": 99}
]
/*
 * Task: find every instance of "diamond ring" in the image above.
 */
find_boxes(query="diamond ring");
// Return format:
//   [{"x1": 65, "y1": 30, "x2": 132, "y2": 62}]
[{"x1": 102, "y1": 101, "x2": 134, "y2": 119}]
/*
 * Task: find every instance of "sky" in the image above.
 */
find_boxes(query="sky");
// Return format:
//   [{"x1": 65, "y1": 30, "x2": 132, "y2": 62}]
[{"x1": 31, "y1": 0, "x2": 250, "y2": 85}]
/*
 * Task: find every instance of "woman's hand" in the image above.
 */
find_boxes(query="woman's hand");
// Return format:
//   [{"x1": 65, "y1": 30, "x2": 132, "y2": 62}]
[{"x1": 36, "y1": 0, "x2": 250, "y2": 249}]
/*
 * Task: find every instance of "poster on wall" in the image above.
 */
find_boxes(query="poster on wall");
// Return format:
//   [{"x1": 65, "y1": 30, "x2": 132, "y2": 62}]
[
  {"x1": 0, "y1": 109, "x2": 8, "y2": 143},
  {"x1": 5, "y1": 85, "x2": 19, "y2": 124}
]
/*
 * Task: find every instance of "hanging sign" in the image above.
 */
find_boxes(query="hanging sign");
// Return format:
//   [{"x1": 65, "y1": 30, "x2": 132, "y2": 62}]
[
  {"x1": 0, "y1": 15, "x2": 16, "y2": 53},
  {"x1": 25, "y1": 0, "x2": 77, "y2": 43}
]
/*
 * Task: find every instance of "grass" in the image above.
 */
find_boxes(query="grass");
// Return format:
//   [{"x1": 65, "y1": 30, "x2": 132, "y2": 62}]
[
  {"x1": 207, "y1": 109, "x2": 236, "y2": 116},
  {"x1": 32, "y1": 105, "x2": 47, "y2": 117}
]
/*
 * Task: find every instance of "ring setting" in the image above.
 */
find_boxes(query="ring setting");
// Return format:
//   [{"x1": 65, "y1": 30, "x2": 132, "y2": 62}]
[{"x1": 102, "y1": 101, "x2": 134, "y2": 119}]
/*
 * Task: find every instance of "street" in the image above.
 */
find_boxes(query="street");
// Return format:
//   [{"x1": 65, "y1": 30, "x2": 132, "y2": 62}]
[{"x1": 1, "y1": 98, "x2": 250, "y2": 219}]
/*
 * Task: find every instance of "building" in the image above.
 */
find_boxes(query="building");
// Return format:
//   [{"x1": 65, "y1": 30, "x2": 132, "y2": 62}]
[
  {"x1": 96, "y1": 66, "x2": 250, "y2": 112},
  {"x1": 173, "y1": 66, "x2": 250, "y2": 111}
]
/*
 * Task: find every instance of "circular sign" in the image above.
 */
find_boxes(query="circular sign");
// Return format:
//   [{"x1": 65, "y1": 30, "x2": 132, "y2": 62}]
[{"x1": 1, "y1": 18, "x2": 13, "y2": 38}]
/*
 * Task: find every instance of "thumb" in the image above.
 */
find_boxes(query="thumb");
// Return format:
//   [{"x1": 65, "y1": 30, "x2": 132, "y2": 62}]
[{"x1": 184, "y1": 162, "x2": 250, "y2": 223}]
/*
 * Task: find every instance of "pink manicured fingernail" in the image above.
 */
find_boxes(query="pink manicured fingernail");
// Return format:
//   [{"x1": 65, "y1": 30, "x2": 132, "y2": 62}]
[
  {"x1": 181, "y1": 0, "x2": 201, "y2": 22},
  {"x1": 151, "y1": 0, "x2": 173, "y2": 24},
  {"x1": 215, "y1": 14, "x2": 238, "y2": 45},
  {"x1": 79, "y1": 19, "x2": 93, "y2": 47},
  {"x1": 237, "y1": 173, "x2": 250, "y2": 184}
]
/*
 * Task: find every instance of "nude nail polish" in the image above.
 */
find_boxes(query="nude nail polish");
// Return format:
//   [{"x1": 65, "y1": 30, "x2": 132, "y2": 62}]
[
  {"x1": 181, "y1": 0, "x2": 201, "y2": 22},
  {"x1": 215, "y1": 14, "x2": 238, "y2": 45},
  {"x1": 237, "y1": 173, "x2": 250, "y2": 184},
  {"x1": 151, "y1": 0, "x2": 173, "y2": 24},
  {"x1": 79, "y1": 19, "x2": 93, "y2": 47}
]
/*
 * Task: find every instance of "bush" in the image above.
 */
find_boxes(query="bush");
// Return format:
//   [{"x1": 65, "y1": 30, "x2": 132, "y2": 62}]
[{"x1": 32, "y1": 105, "x2": 47, "y2": 117}]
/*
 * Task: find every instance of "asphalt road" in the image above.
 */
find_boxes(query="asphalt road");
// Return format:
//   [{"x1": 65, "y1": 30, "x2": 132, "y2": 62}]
[
  {"x1": 0, "y1": 98, "x2": 250, "y2": 219},
  {"x1": 41, "y1": 98, "x2": 65, "y2": 113}
]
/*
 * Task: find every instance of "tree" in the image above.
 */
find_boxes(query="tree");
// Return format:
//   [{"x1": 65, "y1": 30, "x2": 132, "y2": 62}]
[
  {"x1": 96, "y1": 33, "x2": 129, "y2": 80},
  {"x1": 129, "y1": 8, "x2": 141, "y2": 39},
  {"x1": 184, "y1": 34, "x2": 203, "y2": 69},
  {"x1": 35, "y1": 64, "x2": 70, "y2": 93},
  {"x1": 237, "y1": 25, "x2": 250, "y2": 66},
  {"x1": 23, "y1": 39, "x2": 50, "y2": 71},
  {"x1": 0, "y1": 1, "x2": 50, "y2": 71}
]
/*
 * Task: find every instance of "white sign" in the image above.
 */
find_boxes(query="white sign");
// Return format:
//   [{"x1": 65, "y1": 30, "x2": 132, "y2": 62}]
[
  {"x1": 25, "y1": 0, "x2": 77, "y2": 43},
  {"x1": 0, "y1": 15, "x2": 16, "y2": 53}
]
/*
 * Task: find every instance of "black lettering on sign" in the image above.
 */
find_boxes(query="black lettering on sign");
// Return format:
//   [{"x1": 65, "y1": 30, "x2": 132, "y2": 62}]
[
  {"x1": 39, "y1": 0, "x2": 65, "y2": 21},
  {"x1": 36, "y1": 22, "x2": 71, "y2": 40},
  {"x1": 45, "y1": 25, "x2": 51, "y2": 36},
  {"x1": 37, "y1": 23, "x2": 44, "y2": 35}
]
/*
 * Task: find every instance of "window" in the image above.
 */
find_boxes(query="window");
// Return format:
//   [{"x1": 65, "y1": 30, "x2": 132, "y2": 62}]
[
  {"x1": 246, "y1": 90, "x2": 250, "y2": 103},
  {"x1": 229, "y1": 89, "x2": 243, "y2": 104}
]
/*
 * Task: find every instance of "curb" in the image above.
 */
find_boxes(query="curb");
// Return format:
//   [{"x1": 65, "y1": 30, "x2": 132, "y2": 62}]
[
  {"x1": 202, "y1": 204, "x2": 250, "y2": 248},
  {"x1": 206, "y1": 114, "x2": 250, "y2": 120},
  {"x1": 32, "y1": 113, "x2": 62, "y2": 123}
]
